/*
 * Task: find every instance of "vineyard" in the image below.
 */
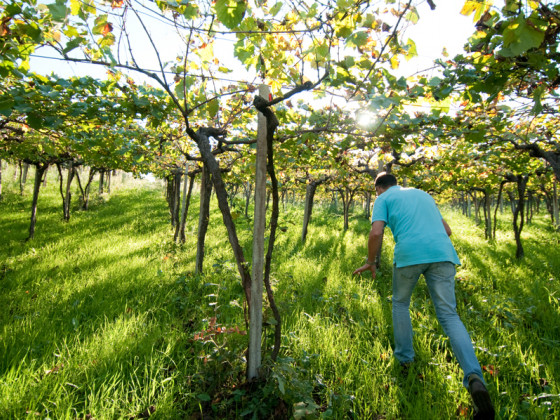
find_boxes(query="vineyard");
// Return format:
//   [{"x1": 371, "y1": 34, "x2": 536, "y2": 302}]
[
  {"x1": 1, "y1": 0, "x2": 560, "y2": 418},
  {"x1": 0, "y1": 165, "x2": 559, "y2": 418}
]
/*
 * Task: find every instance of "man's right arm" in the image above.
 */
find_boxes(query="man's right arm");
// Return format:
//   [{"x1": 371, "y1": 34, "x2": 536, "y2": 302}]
[
  {"x1": 368, "y1": 220, "x2": 385, "y2": 263},
  {"x1": 353, "y1": 220, "x2": 385, "y2": 278},
  {"x1": 442, "y1": 219, "x2": 452, "y2": 236}
]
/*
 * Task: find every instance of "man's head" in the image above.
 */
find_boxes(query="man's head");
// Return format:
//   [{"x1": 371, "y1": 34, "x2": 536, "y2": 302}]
[{"x1": 374, "y1": 172, "x2": 397, "y2": 195}]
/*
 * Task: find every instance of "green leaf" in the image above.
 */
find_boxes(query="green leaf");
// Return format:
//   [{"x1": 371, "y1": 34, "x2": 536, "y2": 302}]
[
  {"x1": 315, "y1": 43, "x2": 330, "y2": 59},
  {"x1": 24, "y1": 23, "x2": 43, "y2": 43},
  {"x1": 0, "y1": 98, "x2": 15, "y2": 117},
  {"x1": 342, "y1": 56, "x2": 355, "y2": 68},
  {"x1": 464, "y1": 129, "x2": 485, "y2": 143},
  {"x1": 409, "y1": 85, "x2": 424, "y2": 97},
  {"x1": 134, "y1": 96, "x2": 150, "y2": 108},
  {"x1": 500, "y1": 16, "x2": 545, "y2": 57},
  {"x1": 27, "y1": 113, "x2": 44, "y2": 129},
  {"x1": 335, "y1": 17, "x2": 354, "y2": 38},
  {"x1": 270, "y1": 2, "x2": 283, "y2": 16},
  {"x1": 531, "y1": 85, "x2": 544, "y2": 114},
  {"x1": 174, "y1": 79, "x2": 185, "y2": 100},
  {"x1": 215, "y1": 0, "x2": 247, "y2": 30},
  {"x1": 47, "y1": 0, "x2": 68, "y2": 22},
  {"x1": 234, "y1": 40, "x2": 255, "y2": 65},
  {"x1": 346, "y1": 31, "x2": 368, "y2": 48},
  {"x1": 208, "y1": 99, "x2": 219, "y2": 118},
  {"x1": 183, "y1": 3, "x2": 199, "y2": 20},
  {"x1": 336, "y1": 0, "x2": 352, "y2": 8},
  {"x1": 5, "y1": 3, "x2": 22, "y2": 16},
  {"x1": 428, "y1": 77, "x2": 442, "y2": 87},
  {"x1": 63, "y1": 38, "x2": 83, "y2": 54},
  {"x1": 274, "y1": 373, "x2": 286, "y2": 394},
  {"x1": 396, "y1": 77, "x2": 407, "y2": 89},
  {"x1": 197, "y1": 393, "x2": 211, "y2": 402}
]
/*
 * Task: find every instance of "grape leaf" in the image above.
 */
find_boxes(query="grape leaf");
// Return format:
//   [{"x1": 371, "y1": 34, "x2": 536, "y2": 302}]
[{"x1": 215, "y1": 0, "x2": 246, "y2": 30}]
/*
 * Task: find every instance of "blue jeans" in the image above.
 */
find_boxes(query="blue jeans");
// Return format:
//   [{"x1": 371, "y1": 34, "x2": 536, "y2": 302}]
[{"x1": 392, "y1": 262, "x2": 484, "y2": 388}]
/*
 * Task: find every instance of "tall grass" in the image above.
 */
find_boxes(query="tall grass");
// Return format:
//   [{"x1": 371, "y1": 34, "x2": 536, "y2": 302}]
[{"x1": 1, "y1": 165, "x2": 558, "y2": 419}]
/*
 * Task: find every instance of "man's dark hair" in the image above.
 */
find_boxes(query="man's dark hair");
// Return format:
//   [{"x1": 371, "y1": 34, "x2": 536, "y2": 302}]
[{"x1": 375, "y1": 172, "x2": 397, "y2": 188}]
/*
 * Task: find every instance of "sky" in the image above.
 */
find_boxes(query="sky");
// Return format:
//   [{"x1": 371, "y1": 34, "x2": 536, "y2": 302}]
[
  {"x1": 29, "y1": 1, "x2": 479, "y2": 85},
  {"x1": 398, "y1": 1, "x2": 476, "y2": 78}
]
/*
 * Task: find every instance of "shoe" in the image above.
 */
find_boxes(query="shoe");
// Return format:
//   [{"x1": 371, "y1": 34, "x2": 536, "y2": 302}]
[
  {"x1": 468, "y1": 374, "x2": 495, "y2": 419},
  {"x1": 400, "y1": 362, "x2": 411, "y2": 377}
]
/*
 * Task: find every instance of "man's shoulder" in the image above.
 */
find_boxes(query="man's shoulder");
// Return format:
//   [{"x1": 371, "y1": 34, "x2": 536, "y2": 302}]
[
  {"x1": 399, "y1": 187, "x2": 431, "y2": 198},
  {"x1": 384, "y1": 185, "x2": 403, "y2": 194},
  {"x1": 386, "y1": 187, "x2": 435, "y2": 206},
  {"x1": 386, "y1": 186, "x2": 424, "y2": 197}
]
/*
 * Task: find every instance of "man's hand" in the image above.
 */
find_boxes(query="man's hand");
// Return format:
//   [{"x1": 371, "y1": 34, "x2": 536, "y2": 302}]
[{"x1": 353, "y1": 263, "x2": 376, "y2": 278}]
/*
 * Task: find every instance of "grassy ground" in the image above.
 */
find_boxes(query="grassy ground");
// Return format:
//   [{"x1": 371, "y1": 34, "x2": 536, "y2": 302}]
[{"x1": 0, "y1": 165, "x2": 559, "y2": 419}]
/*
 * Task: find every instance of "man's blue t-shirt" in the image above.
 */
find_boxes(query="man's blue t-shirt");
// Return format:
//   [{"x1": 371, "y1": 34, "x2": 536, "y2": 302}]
[{"x1": 371, "y1": 186, "x2": 460, "y2": 268}]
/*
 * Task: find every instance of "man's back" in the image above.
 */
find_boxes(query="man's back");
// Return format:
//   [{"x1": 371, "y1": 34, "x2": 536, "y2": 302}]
[{"x1": 372, "y1": 186, "x2": 460, "y2": 268}]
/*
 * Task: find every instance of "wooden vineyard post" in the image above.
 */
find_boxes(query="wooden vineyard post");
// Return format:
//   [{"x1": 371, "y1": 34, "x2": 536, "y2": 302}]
[
  {"x1": 247, "y1": 84, "x2": 270, "y2": 380},
  {"x1": 554, "y1": 177, "x2": 559, "y2": 229},
  {"x1": 375, "y1": 160, "x2": 384, "y2": 267}
]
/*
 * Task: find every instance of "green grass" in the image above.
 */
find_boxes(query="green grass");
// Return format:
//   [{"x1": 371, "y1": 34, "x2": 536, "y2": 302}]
[{"x1": 1, "y1": 166, "x2": 559, "y2": 419}]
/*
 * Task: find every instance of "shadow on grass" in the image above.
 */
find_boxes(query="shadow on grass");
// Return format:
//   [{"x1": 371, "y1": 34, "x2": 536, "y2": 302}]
[
  {"x1": 0, "y1": 186, "x2": 169, "y2": 241},
  {"x1": 449, "y1": 226, "x2": 560, "y2": 414},
  {"x1": 1, "y1": 245, "x2": 178, "y2": 370},
  {"x1": 0, "y1": 188, "x2": 179, "y2": 368}
]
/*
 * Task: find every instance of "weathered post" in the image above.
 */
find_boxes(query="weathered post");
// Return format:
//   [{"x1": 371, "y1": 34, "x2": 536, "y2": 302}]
[
  {"x1": 195, "y1": 164, "x2": 212, "y2": 273},
  {"x1": 301, "y1": 181, "x2": 318, "y2": 243},
  {"x1": 99, "y1": 170, "x2": 104, "y2": 194},
  {"x1": 248, "y1": 84, "x2": 270, "y2": 380},
  {"x1": 554, "y1": 177, "x2": 559, "y2": 229},
  {"x1": 175, "y1": 160, "x2": 190, "y2": 243}
]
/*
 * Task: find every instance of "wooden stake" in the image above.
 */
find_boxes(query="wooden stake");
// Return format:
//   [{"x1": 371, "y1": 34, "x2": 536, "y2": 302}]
[
  {"x1": 248, "y1": 84, "x2": 270, "y2": 380},
  {"x1": 554, "y1": 177, "x2": 559, "y2": 228}
]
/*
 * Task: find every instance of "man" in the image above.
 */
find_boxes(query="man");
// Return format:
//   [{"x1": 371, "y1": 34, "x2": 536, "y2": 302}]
[{"x1": 353, "y1": 172, "x2": 495, "y2": 419}]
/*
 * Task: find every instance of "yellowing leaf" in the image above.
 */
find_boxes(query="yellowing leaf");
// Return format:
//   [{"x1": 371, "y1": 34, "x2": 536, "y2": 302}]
[
  {"x1": 460, "y1": 0, "x2": 488, "y2": 22},
  {"x1": 102, "y1": 22, "x2": 113, "y2": 36},
  {"x1": 460, "y1": 1, "x2": 478, "y2": 16},
  {"x1": 70, "y1": 0, "x2": 81, "y2": 16},
  {"x1": 405, "y1": 39, "x2": 417, "y2": 60},
  {"x1": 64, "y1": 25, "x2": 80, "y2": 37},
  {"x1": 405, "y1": 8, "x2": 419, "y2": 24},
  {"x1": 197, "y1": 42, "x2": 214, "y2": 63},
  {"x1": 77, "y1": 0, "x2": 97, "y2": 16}
]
